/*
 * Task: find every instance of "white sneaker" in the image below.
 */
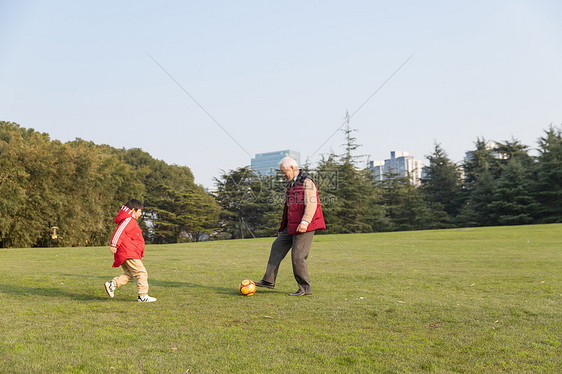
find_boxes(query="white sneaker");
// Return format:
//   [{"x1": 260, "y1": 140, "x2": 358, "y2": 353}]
[
  {"x1": 104, "y1": 281, "x2": 115, "y2": 298},
  {"x1": 138, "y1": 295, "x2": 157, "y2": 302}
]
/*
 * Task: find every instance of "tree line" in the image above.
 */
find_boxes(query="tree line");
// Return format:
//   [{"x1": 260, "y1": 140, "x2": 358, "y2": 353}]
[
  {"x1": 0, "y1": 122, "x2": 219, "y2": 248},
  {"x1": 215, "y1": 125, "x2": 562, "y2": 238},
  {"x1": 1, "y1": 121, "x2": 560, "y2": 247}
]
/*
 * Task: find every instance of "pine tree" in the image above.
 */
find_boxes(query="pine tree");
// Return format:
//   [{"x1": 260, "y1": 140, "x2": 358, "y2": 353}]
[
  {"x1": 458, "y1": 170, "x2": 496, "y2": 226},
  {"x1": 149, "y1": 184, "x2": 219, "y2": 242},
  {"x1": 322, "y1": 119, "x2": 377, "y2": 234},
  {"x1": 488, "y1": 159, "x2": 536, "y2": 225},
  {"x1": 376, "y1": 170, "x2": 437, "y2": 231},
  {"x1": 214, "y1": 167, "x2": 267, "y2": 239},
  {"x1": 533, "y1": 125, "x2": 562, "y2": 223},
  {"x1": 420, "y1": 143, "x2": 462, "y2": 226}
]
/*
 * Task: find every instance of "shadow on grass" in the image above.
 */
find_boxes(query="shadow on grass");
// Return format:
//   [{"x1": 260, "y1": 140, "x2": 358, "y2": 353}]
[
  {"x1": 61, "y1": 273, "x2": 112, "y2": 280},
  {"x1": 57, "y1": 274, "x2": 287, "y2": 296},
  {"x1": 149, "y1": 279, "x2": 287, "y2": 296},
  {"x1": 0, "y1": 284, "x2": 107, "y2": 301}
]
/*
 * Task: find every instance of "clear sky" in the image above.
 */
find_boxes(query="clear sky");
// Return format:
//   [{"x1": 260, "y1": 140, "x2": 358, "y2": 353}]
[{"x1": 1, "y1": 1, "x2": 561, "y2": 188}]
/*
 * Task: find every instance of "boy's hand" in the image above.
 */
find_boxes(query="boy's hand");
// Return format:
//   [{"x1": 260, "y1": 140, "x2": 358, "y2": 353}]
[{"x1": 110, "y1": 246, "x2": 117, "y2": 254}]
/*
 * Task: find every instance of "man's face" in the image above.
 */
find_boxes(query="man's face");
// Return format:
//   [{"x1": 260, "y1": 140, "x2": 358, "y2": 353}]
[{"x1": 280, "y1": 165, "x2": 298, "y2": 181}]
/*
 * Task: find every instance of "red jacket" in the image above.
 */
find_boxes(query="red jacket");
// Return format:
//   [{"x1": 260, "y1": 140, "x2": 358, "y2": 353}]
[
  {"x1": 111, "y1": 206, "x2": 145, "y2": 268},
  {"x1": 279, "y1": 172, "x2": 326, "y2": 235}
]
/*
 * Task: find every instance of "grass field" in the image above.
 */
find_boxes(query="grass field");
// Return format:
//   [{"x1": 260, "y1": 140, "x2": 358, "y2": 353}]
[{"x1": 1, "y1": 224, "x2": 561, "y2": 373}]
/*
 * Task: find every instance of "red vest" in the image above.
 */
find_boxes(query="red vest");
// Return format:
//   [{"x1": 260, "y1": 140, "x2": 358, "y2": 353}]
[{"x1": 279, "y1": 172, "x2": 326, "y2": 235}]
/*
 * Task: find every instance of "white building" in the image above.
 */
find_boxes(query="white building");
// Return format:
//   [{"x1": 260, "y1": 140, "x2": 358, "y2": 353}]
[
  {"x1": 463, "y1": 141, "x2": 507, "y2": 164},
  {"x1": 368, "y1": 151, "x2": 423, "y2": 186}
]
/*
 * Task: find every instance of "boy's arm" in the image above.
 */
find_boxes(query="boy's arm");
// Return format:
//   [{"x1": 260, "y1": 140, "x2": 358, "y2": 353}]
[{"x1": 110, "y1": 218, "x2": 132, "y2": 252}]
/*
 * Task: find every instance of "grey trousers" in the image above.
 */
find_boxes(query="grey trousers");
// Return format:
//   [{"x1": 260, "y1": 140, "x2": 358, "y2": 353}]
[{"x1": 262, "y1": 228, "x2": 315, "y2": 294}]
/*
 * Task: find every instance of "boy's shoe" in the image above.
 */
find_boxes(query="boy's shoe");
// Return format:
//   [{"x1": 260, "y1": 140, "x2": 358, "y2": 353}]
[
  {"x1": 104, "y1": 281, "x2": 115, "y2": 298},
  {"x1": 138, "y1": 295, "x2": 157, "y2": 302}
]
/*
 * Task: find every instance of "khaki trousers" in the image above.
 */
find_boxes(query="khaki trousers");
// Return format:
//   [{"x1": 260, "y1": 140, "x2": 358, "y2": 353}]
[{"x1": 112, "y1": 259, "x2": 149, "y2": 296}]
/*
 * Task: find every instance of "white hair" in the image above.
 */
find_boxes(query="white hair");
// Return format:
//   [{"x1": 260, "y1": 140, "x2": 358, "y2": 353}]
[{"x1": 278, "y1": 156, "x2": 299, "y2": 169}]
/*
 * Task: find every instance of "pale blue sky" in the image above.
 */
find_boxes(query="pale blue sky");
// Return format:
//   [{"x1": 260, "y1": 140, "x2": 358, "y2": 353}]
[{"x1": 1, "y1": 1, "x2": 561, "y2": 187}]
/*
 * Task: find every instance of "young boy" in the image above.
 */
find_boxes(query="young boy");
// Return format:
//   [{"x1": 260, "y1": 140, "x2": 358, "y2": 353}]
[{"x1": 104, "y1": 199, "x2": 156, "y2": 302}]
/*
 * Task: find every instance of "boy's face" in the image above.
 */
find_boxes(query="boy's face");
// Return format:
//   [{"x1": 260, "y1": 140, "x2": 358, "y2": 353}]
[{"x1": 133, "y1": 209, "x2": 142, "y2": 220}]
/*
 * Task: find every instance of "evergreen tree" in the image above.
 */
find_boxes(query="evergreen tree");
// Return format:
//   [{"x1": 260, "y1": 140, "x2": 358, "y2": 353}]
[
  {"x1": 376, "y1": 170, "x2": 437, "y2": 231},
  {"x1": 533, "y1": 125, "x2": 562, "y2": 223},
  {"x1": 331, "y1": 160, "x2": 374, "y2": 233},
  {"x1": 254, "y1": 173, "x2": 285, "y2": 237},
  {"x1": 463, "y1": 138, "x2": 499, "y2": 183},
  {"x1": 321, "y1": 121, "x2": 378, "y2": 234},
  {"x1": 214, "y1": 167, "x2": 268, "y2": 239},
  {"x1": 495, "y1": 139, "x2": 534, "y2": 168},
  {"x1": 149, "y1": 184, "x2": 220, "y2": 242},
  {"x1": 458, "y1": 169, "x2": 496, "y2": 226},
  {"x1": 420, "y1": 143, "x2": 462, "y2": 226},
  {"x1": 488, "y1": 159, "x2": 536, "y2": 225},
  {"x1": 314, "y1": 153, "x2": 343, "y2": 232}
]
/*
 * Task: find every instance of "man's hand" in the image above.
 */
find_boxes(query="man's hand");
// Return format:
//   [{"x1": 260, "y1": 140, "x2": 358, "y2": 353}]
[
  {"x1": 296, "y1": 222, "x2": 308, "y2": 233},
  {"x1": 110, "y1": 246, "x2": 117, "y2": 254}
]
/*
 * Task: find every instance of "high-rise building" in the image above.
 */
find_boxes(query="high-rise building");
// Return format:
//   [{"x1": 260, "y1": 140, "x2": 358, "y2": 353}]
[
  {"x1": 463, "y1": 141, "x2": 507, "y2": 164},
  {"x1": 368, "y1": 151, "x2": 423, "y2": 186},
  {"x1": 251, "y1": 150, "x2": 300, "y2": 176}
]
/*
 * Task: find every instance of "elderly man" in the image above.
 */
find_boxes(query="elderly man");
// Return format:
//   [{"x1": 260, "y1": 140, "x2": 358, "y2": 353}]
[{"x1": 255, "y1": 157, "x2": 326, "y2": 296}]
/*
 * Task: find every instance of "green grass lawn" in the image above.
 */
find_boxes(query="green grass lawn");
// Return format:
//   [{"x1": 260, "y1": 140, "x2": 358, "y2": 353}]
[{"x1": 1, "y1": 224, "x2": 561, "y2": 373}]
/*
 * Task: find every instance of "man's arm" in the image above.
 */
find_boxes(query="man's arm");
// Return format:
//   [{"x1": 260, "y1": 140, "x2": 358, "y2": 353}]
[{"x1": 297, "y1": 179, "x2": 318, "y2": 233}]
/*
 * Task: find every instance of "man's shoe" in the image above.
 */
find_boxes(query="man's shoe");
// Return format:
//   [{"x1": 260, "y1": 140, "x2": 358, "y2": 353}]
[
  {"x1": 289, "y1": 290, "x2": 311, "y2": 296},
  {"x1": 104, "y1": 281, "x2": 115, "y2": 298},
  {"x1": 138, "y1": 295, "x2": 157, "y2": 302},
  {"x1": 255, "y1": 280, "x2": 275, "y2": 289}
]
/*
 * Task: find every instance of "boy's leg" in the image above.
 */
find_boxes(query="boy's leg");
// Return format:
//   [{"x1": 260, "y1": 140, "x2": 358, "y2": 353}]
[
  {"x1": 112, "y1": 261, "x2": 135, "y2": 287},
  {"x1": 125, "y1": 259, "x2": 149, "y2": 296}
]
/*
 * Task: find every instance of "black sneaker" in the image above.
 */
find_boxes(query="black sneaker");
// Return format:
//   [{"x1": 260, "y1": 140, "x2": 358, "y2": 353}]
[
  {"x1": 255, "y1": 280, "x2": 275, "y2": 289},
  {"x1": 289, "y1": 290, "x2": 311, "y2": 296}
]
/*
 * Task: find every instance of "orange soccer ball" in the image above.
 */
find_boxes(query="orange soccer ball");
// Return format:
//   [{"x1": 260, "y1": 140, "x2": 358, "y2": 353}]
[{"x1": 239, "y1": 279, "x2": 256, "y2": 296}]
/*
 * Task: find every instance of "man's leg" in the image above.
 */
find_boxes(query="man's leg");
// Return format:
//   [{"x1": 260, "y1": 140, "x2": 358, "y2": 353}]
[
  {"x1": 291, "y1": 230, "x2": 315, "y2": 294},
  {"x1": 261, "y1": 229, "x2": 293, "y2": 285}
]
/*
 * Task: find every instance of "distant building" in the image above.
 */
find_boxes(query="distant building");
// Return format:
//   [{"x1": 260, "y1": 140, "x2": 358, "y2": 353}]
[
  {"x1": 204, "y1": 186, "x2": 218, "y2": 196},
  {"x1": 463, "y1": 141, "x2": 507, "y2": 164},
  {"x1": 251, "y1": 150, "x2": 300, "y2": 176},
  {"x1": 369, "y1": 160, "x2": 385, "y2": 181},
  {"x1": 368, "y1": 151, "x2": 423, "y2": 186}
]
